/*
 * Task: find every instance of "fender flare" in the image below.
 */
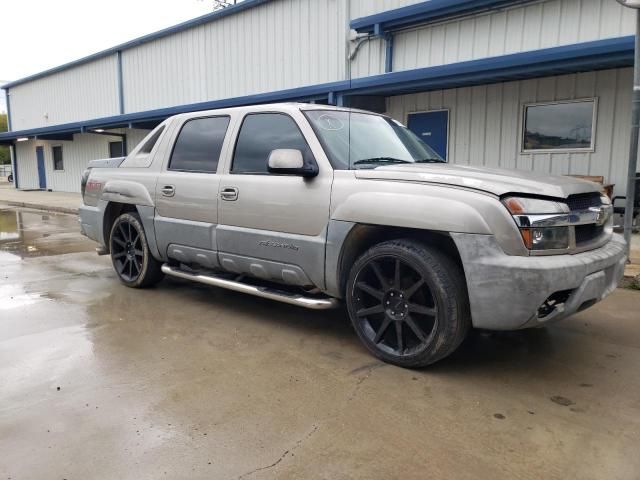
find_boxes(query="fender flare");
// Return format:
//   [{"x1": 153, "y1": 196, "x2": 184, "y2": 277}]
[
  {"x1": 100, "y1": 180, "x2": 154, "y2": 207},
  {"x1": 331, "y1": 191, "x2": 492, "y2": 234}
]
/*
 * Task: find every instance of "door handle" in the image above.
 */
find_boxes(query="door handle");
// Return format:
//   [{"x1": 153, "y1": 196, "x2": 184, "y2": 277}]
[
  {"x1": 220, "y1": 187, "x2": 239, "y2": 201},
  {"x1": 161, "y1": 185, "x2": 175, "y2": 197}
]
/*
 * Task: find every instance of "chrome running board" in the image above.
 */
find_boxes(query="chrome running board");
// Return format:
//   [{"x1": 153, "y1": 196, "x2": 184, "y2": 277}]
[{"x1": 161, "y1": 264, "x2": 340, "y2": 310}]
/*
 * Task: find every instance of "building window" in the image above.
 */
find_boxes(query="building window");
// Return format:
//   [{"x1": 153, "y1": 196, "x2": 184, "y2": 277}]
[
  {"x1": 109, "y1": 141, "x2": 124, "y2": 158},
  {"x1": 232, "y1": 113, "x2": 313, "y2": 174},
  {"x1": 522, "y1": 99, "x2": 596, "y2": 153},
  {"x1": 52, "y1": 145, "x2": 64, "y2": 171},
  {"x1": 169, "y1": 116, "x2": 230, "y2": 173}
]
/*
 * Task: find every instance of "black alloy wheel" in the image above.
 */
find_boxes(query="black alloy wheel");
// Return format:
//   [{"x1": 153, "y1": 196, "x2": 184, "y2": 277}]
[
  {"x1": 346, "y1": 239, "x2": 469, "y2": 368},
  {"x1": 109, "y1": 212, "x2": 164, "y2": 288},
  {"x1": 111, "y1": 218, "x2": 144, "y2": 282},
  {"x1": 352, "y1": 255, "x2": 438, "y2": 357}
]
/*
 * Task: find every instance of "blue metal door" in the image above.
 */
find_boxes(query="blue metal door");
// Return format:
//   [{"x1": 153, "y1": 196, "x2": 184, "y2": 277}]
[
  {"x1": 36, "y1": 146, "x2": 46, "y2": 189},
  {"x1": 407, "y1": 110, "x2": 449, "y2": 161}
]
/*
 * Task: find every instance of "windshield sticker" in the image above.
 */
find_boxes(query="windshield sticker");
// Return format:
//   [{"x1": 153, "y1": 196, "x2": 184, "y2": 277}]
[{"x1": 317, "y1": 114, "x2": 345, "y2": 131}]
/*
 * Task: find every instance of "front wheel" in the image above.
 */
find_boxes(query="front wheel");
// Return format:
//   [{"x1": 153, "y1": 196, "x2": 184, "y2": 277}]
[
  {"x1": 109, "y1": 212, "x2": 164, "y2": 288},
  {"x1": 346, "y1": 239, "x2": 470, "y2": 368}
]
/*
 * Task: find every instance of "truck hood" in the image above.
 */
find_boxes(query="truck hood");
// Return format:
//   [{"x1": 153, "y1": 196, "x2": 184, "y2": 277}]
[{"x1": 354, "y1": 163, "x2": 599, "y2": 198}]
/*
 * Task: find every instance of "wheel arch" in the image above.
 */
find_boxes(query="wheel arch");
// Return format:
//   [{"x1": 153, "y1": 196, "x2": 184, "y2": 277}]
[
  {"x1": 101, "y1": 202, "x2": 160, "y2": 261},
  {"x1": 329, "y1": 223, "x2": 464, "y2": 299}
]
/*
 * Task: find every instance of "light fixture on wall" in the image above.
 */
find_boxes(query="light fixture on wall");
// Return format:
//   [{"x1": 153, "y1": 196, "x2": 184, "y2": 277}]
[
  {"x1": 16, "y1": 137, "x2": 29, "y2": 142},
  {"x1": 94, "y1": 129, "x2": 105, "y2": 133}
]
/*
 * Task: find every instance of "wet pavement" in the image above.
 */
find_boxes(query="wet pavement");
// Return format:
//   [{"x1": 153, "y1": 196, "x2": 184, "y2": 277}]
[{"x1": 1, "y1": 205, "x2": 640, "y2": 480}]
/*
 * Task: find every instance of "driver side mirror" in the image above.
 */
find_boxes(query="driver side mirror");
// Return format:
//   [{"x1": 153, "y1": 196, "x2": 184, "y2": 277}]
[{"x1": 267, "y1": 149, "x2": 318, "y2": 177}]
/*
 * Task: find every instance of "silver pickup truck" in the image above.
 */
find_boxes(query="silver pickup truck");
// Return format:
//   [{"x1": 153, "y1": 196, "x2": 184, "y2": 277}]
[{"x1": 79, "y1": 103, "x2": 626, "y2": 368}]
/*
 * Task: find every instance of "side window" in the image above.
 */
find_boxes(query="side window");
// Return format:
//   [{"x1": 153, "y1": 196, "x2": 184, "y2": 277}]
[
  {"x1": 232, "y1": 113, "x2": 314, "y2": 174},
  {"x1": 52, "y1": 145, "x2": 64, "y2": 171},
  {"x1": 169, "y1": 116, "x2": 230, "y2": 173},
  {"x1": 139, "y1": 125, "x2": 165, "y2": 154}
]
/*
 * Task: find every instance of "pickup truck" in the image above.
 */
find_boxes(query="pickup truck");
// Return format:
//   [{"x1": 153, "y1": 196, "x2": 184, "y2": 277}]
[{"x1": 79, "y1": 103, "x2": 626, "y2": 368}]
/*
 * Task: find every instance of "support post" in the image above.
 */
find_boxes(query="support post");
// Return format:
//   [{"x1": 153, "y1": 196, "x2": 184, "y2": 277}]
[{"x1": 623, "y1": 10, "x2": 640, "y2": 255}]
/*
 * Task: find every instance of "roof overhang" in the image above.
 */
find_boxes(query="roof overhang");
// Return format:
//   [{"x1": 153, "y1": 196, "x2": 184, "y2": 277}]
[
  {"x1": 0, "y1": 36, "x2": 633, "y2": 144},
  {"x1": 351, "y1": 0, "x2": 538, "y2": 35}
]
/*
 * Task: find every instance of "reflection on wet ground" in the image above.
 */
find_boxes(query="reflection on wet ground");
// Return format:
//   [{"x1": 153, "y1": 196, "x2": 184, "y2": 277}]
[
  {"x1": 1, "y1": 206, "x2": 639, "y2": 479},
  {"x1": 0, "y1": 206, "x2": 95, "y2": 258}
]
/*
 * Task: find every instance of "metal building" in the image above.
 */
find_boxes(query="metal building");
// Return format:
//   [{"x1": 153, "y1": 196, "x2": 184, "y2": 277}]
[{"x1": 0, "y1": 0, "x2": 637, "y2": 195}]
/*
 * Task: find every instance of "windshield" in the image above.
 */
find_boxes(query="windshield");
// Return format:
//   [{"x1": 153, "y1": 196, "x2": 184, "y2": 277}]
[{"x1": 304, "y1": 110, "x2": 444, "y2": 170}]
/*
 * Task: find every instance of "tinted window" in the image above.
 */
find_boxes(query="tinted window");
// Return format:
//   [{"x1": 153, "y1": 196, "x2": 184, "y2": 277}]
[
  {"x1": 232, "y1": 113, "x2": 314, "y2": 174},
  {"x1": 169, "y1": 117, "x2": 230, "y2": 172},
  {"x1": 109, "y1": 141, "x2": 124, "y2": 158},
  {"x1": 140, "y1": 125, "x2": 165, "y2": 154},
  {"x1": 523, "y1": 100, "x2": 595, "y2": 151},
  {"x1": 52, "y1": 146, "x2": 63, "y2": 170}
]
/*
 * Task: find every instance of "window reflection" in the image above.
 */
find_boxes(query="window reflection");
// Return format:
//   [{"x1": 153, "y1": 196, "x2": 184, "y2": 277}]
[{"x1": 523, "y1": 100, "x2": 595, "y2": 151}]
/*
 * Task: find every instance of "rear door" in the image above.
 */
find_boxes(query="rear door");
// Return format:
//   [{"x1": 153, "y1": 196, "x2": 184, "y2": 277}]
[
  {"x1": 154, "y1": 115, "x2": 232, "y2": 267},
  {"x1": 217, "y1": 111, "x2": 333, "y2": 288}
]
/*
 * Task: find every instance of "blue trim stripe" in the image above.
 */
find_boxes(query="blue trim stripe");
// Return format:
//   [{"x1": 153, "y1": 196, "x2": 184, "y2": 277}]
[
  {"x1": 0, "y1": 80, "x2": 349, "y2": 142},
  {"x1": 349, "y1": 35, "x2": 635, "y2": 94},
  {"x1": 351, "y1": 0, "x2": 537, "y2": 34},
  {"x1": 0, "y1": 36, "x2": 634, "y2": 143},
  {"x1": 2, "y1": 0, "x2": 273, "y2": 90}
]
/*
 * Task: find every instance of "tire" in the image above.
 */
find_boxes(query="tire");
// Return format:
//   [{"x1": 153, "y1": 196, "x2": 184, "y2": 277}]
[
  {"x1": 8, "y1": 174, "x2": 13, "y2": 183},
  {"x1": 346, "y1": 239, "x2": 470, "y2": 368},
  {"x1": 109, "y1": 212, "x2": 164, "y2": 288}
]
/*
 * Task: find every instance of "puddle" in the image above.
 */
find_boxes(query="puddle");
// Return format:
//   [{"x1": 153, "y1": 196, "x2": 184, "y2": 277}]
[{"x1": 0, "y1": 208, "x2": 96, "y2": 258}]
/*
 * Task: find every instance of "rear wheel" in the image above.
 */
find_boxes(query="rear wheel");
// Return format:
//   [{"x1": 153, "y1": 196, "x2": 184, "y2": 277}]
[
  {"x1": 346, "y1": 239, "x2": 470, "y2": 368},
  {"x1": 109, "y1": 212, "x2": 164, "y2": 288}
]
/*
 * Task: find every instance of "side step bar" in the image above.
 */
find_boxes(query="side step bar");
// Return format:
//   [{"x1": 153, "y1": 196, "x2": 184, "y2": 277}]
[{"x1": 161, "y1": 265, "x2": 340, "y2": 310}]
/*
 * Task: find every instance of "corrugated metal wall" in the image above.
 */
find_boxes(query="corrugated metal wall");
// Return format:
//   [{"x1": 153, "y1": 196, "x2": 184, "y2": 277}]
[
  {"x1": 15, "y1": 129, "x2": 152, "y2": 192},
  {"x1": 9, "y1": 55, "x2": 120, "y2": 131},
  {"x1": 350, "y1": 0, "x2": 636, "y2": 78},
  {"x1": 121, "y1": 0, "x2": 347, "y2": 113},
  {"x1": 386, "y1": 67, "x2": 632, "y2": 196}
]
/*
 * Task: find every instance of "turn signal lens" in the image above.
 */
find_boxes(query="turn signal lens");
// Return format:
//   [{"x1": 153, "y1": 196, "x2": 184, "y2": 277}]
[{"x1": 501, "y1": 196, "x2": 569, "y2": 215}]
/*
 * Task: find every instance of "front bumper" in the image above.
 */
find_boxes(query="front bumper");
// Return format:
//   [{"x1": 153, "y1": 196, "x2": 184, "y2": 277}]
[{"x1": 451, "y1": 233, "x2": 627, "y2": 330}]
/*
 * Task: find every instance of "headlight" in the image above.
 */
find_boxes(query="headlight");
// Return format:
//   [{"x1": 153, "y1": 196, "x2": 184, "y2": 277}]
[{"x1": 502, "y1": 196, "x2": 570, "y2": 251}]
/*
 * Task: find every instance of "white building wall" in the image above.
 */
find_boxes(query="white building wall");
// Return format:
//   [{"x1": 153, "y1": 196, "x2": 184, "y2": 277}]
[
  {"x1": 121, "y1": 0, "x2": 347, "y2": 113},
  {"x1": 8, "y1": 55, "x2": 120, "y2": 131},
  {"x1": 350, "y1": 0, "x2": 637, "y2": 78},
  {"x1": 15, "y1": 129, "x2": 151, "y2": 192},
  {"x1": 386, "y1": 67, "x2": 632, "y2": 197}
]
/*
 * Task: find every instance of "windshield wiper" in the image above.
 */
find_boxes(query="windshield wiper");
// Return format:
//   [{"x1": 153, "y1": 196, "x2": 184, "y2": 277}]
[
  {"x1": 414, "y1": 158, "x2": 446, "y2": 163},
  {"x1": 353, "y1": 157, "x2": 412, "y2": 166}
]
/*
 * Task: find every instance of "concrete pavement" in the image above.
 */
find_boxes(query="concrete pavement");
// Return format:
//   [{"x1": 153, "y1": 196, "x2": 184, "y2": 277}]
[
  {"x1": 1, "y1": 205, "x2": 640, "y2": 480},
  {"x1": 0, "y1": 181, "x2": 81, "y2": 214}
]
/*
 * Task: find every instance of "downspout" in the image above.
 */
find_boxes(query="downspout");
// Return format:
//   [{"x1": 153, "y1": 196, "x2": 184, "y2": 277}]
[
  {"x1": 384, "y1": 33, "x2": 394, "y2": 73},
  {"x1": 117, "y1": 51, "x2": 125, "y2": 115},
  {"x1": 5, "y1": 88, "x2": 12, "y2": 131},
  {"x1": 10, "y1": 144, "x2": 18, "y2": 189},
  {"x1": 116, "y1": 51, "x2": 127, "y2": 154}
]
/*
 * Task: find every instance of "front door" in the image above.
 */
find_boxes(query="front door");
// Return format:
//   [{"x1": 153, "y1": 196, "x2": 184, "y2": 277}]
[
  {"x1": 36, "y1": 146, "x2": 46, "y2": 189},
  {"x1": 407, "y1": 110, "x2": 449, "y2": 161},
  {"x1": 154, "y1": 115, "x2": 231, "y2": 267},
  {"x1": 217, "y1": 111, "x2": 332, "y2": 288}
]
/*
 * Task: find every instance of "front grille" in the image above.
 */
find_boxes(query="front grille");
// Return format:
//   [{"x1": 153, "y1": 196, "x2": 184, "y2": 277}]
[
  {"x1": 575, "y1": 224, "x2": 604, "y2": 246},
  {"x1": 565, "y1": 192, "x2": 601, "y2": 211}
]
